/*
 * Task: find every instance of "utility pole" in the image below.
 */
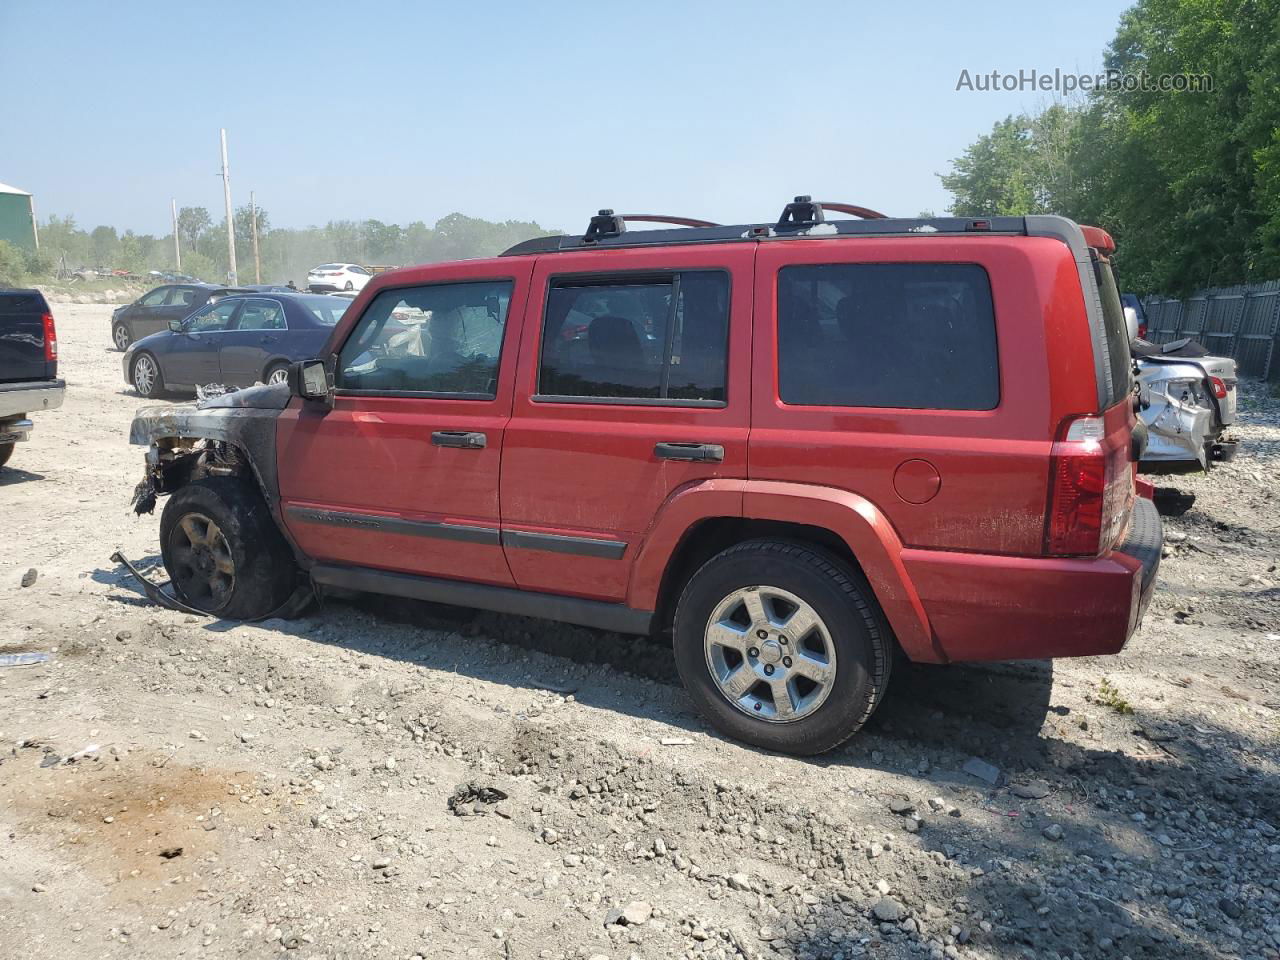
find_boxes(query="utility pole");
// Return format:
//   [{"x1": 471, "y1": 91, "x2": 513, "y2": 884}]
[
  {"x1": 171, "y1": 198, "x2": 182, "y2": 271},
  {"x1": 250, "y1": 190, "x2": 261, "y2": 283},
  {"x1": 219, "y1": 128, "x2": 238, "y2": 285}
]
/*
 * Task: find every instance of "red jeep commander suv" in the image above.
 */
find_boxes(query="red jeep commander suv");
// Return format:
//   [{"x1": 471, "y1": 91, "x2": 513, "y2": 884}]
[{"x1": 130, "y1": 199, "x2": 1160, "y2": 755}]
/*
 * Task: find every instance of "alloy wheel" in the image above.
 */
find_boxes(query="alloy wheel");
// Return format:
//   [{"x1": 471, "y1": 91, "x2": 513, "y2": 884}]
[
  {"x1": 703, "y1": 585, "x2": 837, "y2": 722},
  {"x1": 267, "y1": 367, "x2": 289, "y2": 385},
  {"x1": 113, "y1": 324, "x2": 131, "y2": 351},
  {"x1": 133, "y1": 354, "x2": 157, "y2": 395}
]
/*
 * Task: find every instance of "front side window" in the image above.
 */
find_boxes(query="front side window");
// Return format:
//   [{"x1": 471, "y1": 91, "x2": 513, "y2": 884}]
[
  {"x1": 778, "y1": 263, "x2": 998, "y2": 410},
  {"x1": 140, "y1": 287, "x2": 169, "y2": 306},
  {"x1": 235, "y1": 299, "x2": 287, "y2": 331},
  {"x1": 186, "y1": 299, "x2": 240, "y2": 333},
  {"x1": 538, "y1": 271, "x2": 729, "y2": 402},
  {"x1": 338, "y1": 280, "x2": 512, "y2": 396}
]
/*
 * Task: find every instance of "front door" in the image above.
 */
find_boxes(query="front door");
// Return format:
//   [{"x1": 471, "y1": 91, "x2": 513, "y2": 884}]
[
  {"x1": 499, "y1": 246, "x2": 753, "y2": 602},
  {"x1": 165, "y1": 298, "x2": 240, "y2": 388},
  {"x1": 127, "y1": 285, "x2": 173, "y2": 338},
  {"x1": 277, "y1": 263, "x2": 531, "y2": 586},
  {"x1": 219, "y1": 297, "x2": 286, "y2": 385}
]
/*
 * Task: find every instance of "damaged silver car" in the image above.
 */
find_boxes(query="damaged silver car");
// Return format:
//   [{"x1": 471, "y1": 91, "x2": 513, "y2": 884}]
[{"x1": 1132, "y1": 331, "x2": 1239, "y2": 473}]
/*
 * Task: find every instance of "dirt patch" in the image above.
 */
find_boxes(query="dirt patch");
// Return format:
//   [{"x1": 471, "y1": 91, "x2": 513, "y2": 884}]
[{"x1": 4, "y1": 753, "x2": 262, "y2": 899}]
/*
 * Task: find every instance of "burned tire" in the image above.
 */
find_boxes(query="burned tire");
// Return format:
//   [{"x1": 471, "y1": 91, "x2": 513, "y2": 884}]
[
  {"x1": 0, "y1": 441, "x2": 13, "y2": 469},
  {"x1": 673, "y1": 539, "x2": 892, "y2": 755},
  {"x1": 159, "y1": 477, "x2": 297, "y2": 619}
]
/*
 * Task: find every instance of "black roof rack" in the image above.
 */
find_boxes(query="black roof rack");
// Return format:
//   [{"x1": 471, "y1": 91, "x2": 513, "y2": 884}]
[{"x1": 499, "y1": 198, "x2": 1029, "y2": 257}]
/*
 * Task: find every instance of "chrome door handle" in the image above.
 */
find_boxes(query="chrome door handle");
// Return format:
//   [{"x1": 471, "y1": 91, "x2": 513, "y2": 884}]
[
  {"x1": 432, "y1": 430, "x2": 486, "y2": 449},
  {"x1": 654, "y1": 442, "x2": 723, "y2": 462}
]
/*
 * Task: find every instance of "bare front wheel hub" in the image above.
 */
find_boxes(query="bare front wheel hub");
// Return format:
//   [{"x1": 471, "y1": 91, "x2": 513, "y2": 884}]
[
  {"x1": 703, "y1": 585, "x2": 837, "y2": 722},
  {"x1": 167, "y1": 511, "x2": 236, "y2": 611}
]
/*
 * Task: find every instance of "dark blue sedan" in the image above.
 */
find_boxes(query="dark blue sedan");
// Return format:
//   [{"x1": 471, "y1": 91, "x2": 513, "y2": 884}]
[{"x1": 123, "y1": 293, "x2": 349, "y2": 398}]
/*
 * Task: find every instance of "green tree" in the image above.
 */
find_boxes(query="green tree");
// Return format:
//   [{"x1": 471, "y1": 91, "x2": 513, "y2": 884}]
[
  {"x1": 940, "y1": 0, "x2": 1280, "y2": 294},
  {"x1": 90, "y1": 225, "x2": 119, "y2": 266},
  {"x1": 177, "y1": 206, "x2": 211, "y2": 254}
]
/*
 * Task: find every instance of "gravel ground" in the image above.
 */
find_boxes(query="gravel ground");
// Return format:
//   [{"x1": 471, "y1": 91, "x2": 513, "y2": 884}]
[{"x1": 1, "y1": 303, "x2": 1278, "y2": 960}]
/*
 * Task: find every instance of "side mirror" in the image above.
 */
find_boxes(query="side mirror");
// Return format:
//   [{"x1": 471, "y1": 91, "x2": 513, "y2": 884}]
[
  {"x1": 288, "y1": 358, "x2": 331, "y2": 404},
  {"x1": 168, "y1": 319, "x2": 183, "y2": 332}
]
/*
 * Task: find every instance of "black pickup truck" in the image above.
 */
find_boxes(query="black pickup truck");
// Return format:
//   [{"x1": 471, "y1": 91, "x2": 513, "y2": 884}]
[{"x1": 0, "y1": 289, "x2": 65, "y2": 469}]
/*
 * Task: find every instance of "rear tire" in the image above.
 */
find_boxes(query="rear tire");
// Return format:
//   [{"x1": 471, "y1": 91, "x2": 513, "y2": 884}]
[
  {"x1": 264, "y1": 362, "x2": 290, "y2": 385},
  {"x1": 344, "y1": 280, "x2": 354, "y2": 291},
  {"x1": 160, "y1": 477, "x2": 298, "y2": 619},
  {"x1": 0, "y1": 442, "x2": 13, "y2": 469},
  {"x1": 131, "y1": 351, "x2": 165, "y2": 398},
  {"x1": 673, "y1": 539, "x2": 892, "y2": 755},
  {"x1": 113, "y1": 322, "x2": 132, "y2": 351}
]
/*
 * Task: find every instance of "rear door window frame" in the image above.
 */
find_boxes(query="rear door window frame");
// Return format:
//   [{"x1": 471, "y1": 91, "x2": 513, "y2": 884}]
[{"x1": 533, "y1": 268, "x2": 732, "y2": 408}]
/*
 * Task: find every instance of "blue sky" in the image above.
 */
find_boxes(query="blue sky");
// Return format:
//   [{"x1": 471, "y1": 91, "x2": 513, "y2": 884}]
[{"x1": 1, "y1": 0, "x2": 1131, "y2": 235}]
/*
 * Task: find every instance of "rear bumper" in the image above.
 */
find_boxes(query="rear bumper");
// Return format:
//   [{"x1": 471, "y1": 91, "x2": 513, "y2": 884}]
[
  {"x1": 0, "y1": 380, "x2": 65, "y2": 420},
  {"x1": 900, "y1": 496, "x2": 1162, "y2": 662}
]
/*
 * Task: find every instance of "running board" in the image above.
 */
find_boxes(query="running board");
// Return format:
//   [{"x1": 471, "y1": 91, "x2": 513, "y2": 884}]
[{"x1": 309, "y1": 564, "x2": 654, "y2": 636}]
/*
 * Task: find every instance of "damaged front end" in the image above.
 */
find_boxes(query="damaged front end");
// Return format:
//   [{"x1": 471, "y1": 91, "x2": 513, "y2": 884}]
[
  {"x1": 1136, "y1": 361, "x2": 1217, "y2": 471},
  {"x1": 129, "y1": 382, "x2": 291, "y2": 514}
]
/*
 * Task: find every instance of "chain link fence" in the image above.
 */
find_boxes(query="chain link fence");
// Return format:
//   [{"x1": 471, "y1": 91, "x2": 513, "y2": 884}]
[{"x1": 1143, "y1": 281, "x2": 1280, "y2": 380}]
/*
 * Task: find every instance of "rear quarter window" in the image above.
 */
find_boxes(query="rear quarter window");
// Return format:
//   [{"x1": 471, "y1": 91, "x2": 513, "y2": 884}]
[{"x1": 777, "y1": 263, "x2": 999, "y2": 410}]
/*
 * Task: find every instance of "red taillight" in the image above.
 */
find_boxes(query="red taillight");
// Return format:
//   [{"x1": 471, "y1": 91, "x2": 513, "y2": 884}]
[
  {"x1": 1044, "y1": 415, "x2": 1131, "y2": 557},
  {"x1": 1210, "y1": 376, "x2": 1227, "y2": 399},
  {"x1": 1137, "y1": 322, "x2": 1147, "y2": 339},
  {"x1": 42, "y1": 312, "x2": 57, "y2": 362}
]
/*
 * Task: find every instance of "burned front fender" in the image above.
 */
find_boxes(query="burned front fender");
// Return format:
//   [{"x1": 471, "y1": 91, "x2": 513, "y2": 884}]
[{"x1": 129, "y1": 383, "x2": 291, "y2": 507}]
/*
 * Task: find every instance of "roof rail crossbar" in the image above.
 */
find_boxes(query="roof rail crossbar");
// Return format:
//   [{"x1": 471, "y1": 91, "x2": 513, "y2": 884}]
[
  {"x1": 616, "y1": 214, "x2": 721, "y2": 228},
  {"x1": 816, "y1": 201, "x2": 888, "y2": 220}
]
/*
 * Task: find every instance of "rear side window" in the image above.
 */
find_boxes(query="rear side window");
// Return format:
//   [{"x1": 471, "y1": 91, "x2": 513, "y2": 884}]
[
  {"x1": 337, "y1": 281, "x2": 512, "y2": 396},
  {"x1": 236, "y1": 299, "x2": 287, "y2": 331},
  {"x1": 538, "y1": 271, "x2": 729, "y2": 403},
  {"x1": 778, "y1": 263, "x2": 999, "y2": 410},
  {"x1": 1092, "y1": 257, "x2": 1133, "y2": 407}
]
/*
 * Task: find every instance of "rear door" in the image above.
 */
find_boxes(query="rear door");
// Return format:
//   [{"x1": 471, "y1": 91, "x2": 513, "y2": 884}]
[
  {"x1": 500, "y1": 245, "x2": 752, "y2": 602},
  {"x1": 277, "y1": 261, "x2": 531, "y2": 586},
  {"x1": 219, "y1": 297, "x2": 286, "y2": 385},
  {"x1": 165, "y1": 298, "x2": 240, "y2": 387}
]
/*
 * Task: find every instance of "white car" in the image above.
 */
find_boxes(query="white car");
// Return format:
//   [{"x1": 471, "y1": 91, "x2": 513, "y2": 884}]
[{"x1": 307, "y1": 263, "x2": 372, "y2": 293}]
